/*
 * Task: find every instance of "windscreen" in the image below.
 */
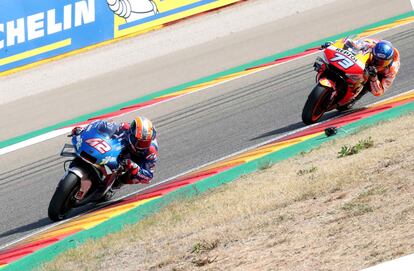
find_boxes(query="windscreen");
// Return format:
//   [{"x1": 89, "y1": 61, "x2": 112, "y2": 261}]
[
  {"x1": 343, "y1": 38, "x2": 363, "y2": 55},
  {"x1": 96, "y1": 121, "x2": 117, "y2": 138}
]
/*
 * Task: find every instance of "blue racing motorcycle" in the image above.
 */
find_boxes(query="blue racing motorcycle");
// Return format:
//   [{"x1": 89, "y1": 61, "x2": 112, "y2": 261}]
[{"x1": 48, "y1": 121, "x2": 126, "y2": 222}]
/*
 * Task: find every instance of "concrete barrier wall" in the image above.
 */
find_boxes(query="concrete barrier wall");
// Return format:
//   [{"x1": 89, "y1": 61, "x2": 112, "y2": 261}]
[{"x1": 0, "y1": 0, "x2": 242, "y2": 73}]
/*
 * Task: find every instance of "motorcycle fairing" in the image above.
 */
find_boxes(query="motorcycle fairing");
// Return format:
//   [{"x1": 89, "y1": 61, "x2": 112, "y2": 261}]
[
  {"x1": 61, "y1": 121, "x2": 126, "y2": 201},
  {"x1": 71, "y1": 121, "x2": 125, "y2": 172},
  {"x1": 321, "y1": 38, "x2": 371, "y2": 106},
  {"x1": 319, "y1": 78, "x2": 335, "y2": 89}
]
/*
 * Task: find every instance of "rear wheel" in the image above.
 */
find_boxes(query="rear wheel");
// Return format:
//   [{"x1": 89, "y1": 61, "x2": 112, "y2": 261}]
[
  {"x1": 302, "y1": 85, "x2": 333, "y2": 125},
  {"x1": 48, "y1": 172, "x2": 80, "y2": 222}
]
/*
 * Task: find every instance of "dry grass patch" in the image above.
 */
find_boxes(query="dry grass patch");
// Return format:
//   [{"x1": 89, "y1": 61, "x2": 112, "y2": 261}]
[{"x1": 41, "y1": 113, "x2": 414, "y2": 271}]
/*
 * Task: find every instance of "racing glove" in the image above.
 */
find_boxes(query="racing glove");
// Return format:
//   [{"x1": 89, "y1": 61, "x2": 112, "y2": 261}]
[
  {"x1": 121, "y1": 159, "x2": 153, "y2": 184},
  {"x1": 366, "y1": 66, "x2": 377, "y2": 79},
  {"x1": 321, "y1": 41, "x2": 333, "y2": 49},
  {"x1": 69, "y1": 127, "x2": 83, "y2": 137},
  {"x1": 122, "y1": 159, "x2": 140, "y2": 175}
]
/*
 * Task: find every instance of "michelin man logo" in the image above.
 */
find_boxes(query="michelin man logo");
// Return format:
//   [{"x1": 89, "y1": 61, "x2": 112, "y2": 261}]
[{"x1": 107, "y1": 0, "x2": 158, "y2": 23}]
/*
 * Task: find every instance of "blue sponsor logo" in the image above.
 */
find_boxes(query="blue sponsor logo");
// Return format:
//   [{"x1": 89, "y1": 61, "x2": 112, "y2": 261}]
[{"x1": 0, "y1": 0, "x2": 113, "y2": 72}]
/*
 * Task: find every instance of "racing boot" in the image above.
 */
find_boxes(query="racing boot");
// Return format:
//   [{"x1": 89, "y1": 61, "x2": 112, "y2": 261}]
[{"x1": 102, "y1": 189, "x2": 115, "y2": 201}]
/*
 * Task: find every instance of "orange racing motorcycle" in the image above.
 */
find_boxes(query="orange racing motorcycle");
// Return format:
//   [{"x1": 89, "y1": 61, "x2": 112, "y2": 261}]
[{"x1": 302, "y1": 37, "x2": 371, "y2": 125}]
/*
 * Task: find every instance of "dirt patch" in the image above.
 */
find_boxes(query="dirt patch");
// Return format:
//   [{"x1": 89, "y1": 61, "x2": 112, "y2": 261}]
[{"x1": 41, "y1": 113, "x2": 414, "y2": 271}]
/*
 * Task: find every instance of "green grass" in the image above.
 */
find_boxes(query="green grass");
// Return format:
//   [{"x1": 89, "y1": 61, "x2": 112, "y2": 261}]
[{"x1": 337, "y1": 137, "x2": 374, "y2": 158}]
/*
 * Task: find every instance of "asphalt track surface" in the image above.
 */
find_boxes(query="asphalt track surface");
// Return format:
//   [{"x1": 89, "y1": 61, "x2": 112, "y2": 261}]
[
  {"x1": 1, "y1": 7, "x2": 414, "y2": 247},
  {"x1": 0, "y1": 0, "x2": 410, "y2": 140}
]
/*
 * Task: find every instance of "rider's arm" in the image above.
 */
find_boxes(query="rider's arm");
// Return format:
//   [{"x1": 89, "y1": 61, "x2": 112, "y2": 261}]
[
  {"x1": 138, "y1": 144, "x2": 158, "y2": 184},
  {"x1": 116, "y1": 122, "x2": 130, "y2": 133},
  {"x1": 369, "y1": 50, "x2": 400, "y2": 96},
  {"x1": 123, "y1": 143, "x2": 158, "y2": 184},
  {"x1": 146, "y1": 140, "x2": 158, "y2": 171},
  {"x1": 122, "y1": 158, "x2": 153, "y2": 184}
]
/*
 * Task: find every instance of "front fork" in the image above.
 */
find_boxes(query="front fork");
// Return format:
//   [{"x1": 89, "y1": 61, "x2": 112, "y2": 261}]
[
  {"x1": 69, "y1": 166, "x2": 118, "y2": 202},
  {"x1": 68, "y1": 167, "x2": 92, "y2": 201},
  {"x1": 317, "y1": 77, "x2": 337, "y2": 111}
]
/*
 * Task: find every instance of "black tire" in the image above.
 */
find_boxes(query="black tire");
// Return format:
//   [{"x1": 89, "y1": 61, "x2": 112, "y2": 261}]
[
  {"x1": 302, "y1": 85, "x2": 332, "y2": 125},
  {"x1": 48, "y1": 172, "x2": 80, "y2": 222}
]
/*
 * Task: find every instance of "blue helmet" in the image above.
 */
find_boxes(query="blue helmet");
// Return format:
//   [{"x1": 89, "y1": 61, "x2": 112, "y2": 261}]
[{"x1": 372, "y1": 41, "x2": 394, "y2": 67}]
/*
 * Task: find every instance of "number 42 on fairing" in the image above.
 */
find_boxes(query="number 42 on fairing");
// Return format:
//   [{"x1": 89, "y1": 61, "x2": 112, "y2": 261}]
[{"x1": 85, "y1": 138, "x2": 112, "y2": 154}]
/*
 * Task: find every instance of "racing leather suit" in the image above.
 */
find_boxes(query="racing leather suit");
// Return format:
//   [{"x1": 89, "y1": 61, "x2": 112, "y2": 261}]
[
  {"x1": 356, "y1": 38, "x2": 400, "y2": 96},
  {"x1": 116, "y1": 121, "x2": 158, "y2": 185}
]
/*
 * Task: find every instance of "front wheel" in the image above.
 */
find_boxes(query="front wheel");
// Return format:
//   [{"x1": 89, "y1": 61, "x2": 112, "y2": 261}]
[
  {"x1": 48, "y1": 172, "x2": 80, "y2": 222},
  {"x1": 302, "y1": 85, "x2": 333, "y2": 125}
]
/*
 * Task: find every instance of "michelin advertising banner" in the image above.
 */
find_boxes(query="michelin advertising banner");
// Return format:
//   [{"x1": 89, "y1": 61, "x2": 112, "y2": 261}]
[{"x1": 0, "y1": 0, "x2": 241, "y2": 74}]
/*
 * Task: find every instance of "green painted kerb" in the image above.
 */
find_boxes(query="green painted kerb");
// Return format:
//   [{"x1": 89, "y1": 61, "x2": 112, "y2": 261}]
[
  {"x1": 1, "y1": 10, "x2": 414, "y2": 149},
  {"x1": 4, "y1": 101, "x2": 413, "y2": 271}
]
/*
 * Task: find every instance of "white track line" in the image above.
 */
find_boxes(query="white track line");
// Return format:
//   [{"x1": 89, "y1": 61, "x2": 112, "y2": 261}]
[
  {"x1": 0, "y1": 128, "x2": 73, "y2": 156},
  {"x1": 0, "y1": 54, "x2": 313, "y2": 157},
  {"x1": 361, "y1": 253, "x2": 414, "y2": 270},
  {"x1": 1, "y1": 89, "x2": 413, "y2": 251},
  {"x1": 2, "y1": 19, "x2": 414, "y2": 157}
]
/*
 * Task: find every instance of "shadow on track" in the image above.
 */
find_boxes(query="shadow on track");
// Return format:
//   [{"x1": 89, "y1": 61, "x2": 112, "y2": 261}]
[
  {"x1": 250, "y1": 111, "x2": 342, "y2": 141},
  {"x1": 0, "y1": 203, "x2": 104, "y2": 243},
  {"x1": 0, "y1": 218, "x2": 51, "y2": 239},
  {"x1": 250, "y1": 121, "x2": 305, "y2": 141}
]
